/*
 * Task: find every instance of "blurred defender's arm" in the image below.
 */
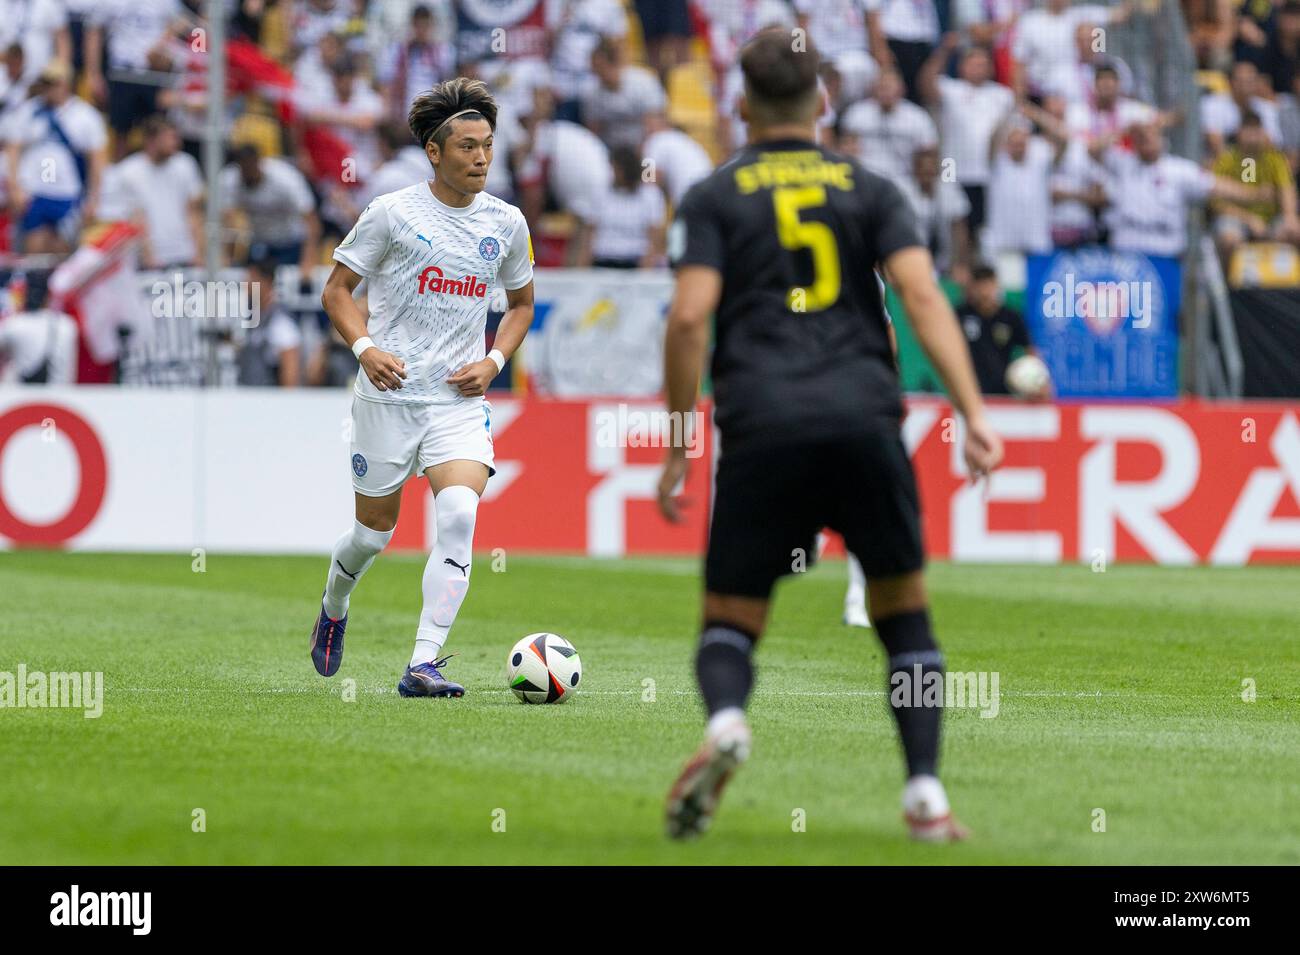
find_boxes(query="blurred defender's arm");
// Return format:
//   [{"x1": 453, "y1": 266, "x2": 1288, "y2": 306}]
[
  {"x1": 658, "y1": 265, "x2": 721, "y2": 522},
  {"x1": 884, "y1": 246, "x2": 1003, "y2": 481}
]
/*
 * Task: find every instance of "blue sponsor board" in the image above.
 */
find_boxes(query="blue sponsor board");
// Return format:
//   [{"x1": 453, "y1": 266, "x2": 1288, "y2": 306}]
[{"x1": 1024, "y1": 247, "x2": 1181, "y2": 398}]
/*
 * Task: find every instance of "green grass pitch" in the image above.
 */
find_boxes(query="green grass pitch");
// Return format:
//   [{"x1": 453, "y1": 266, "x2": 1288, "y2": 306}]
[{"x1": 1, "y1": 551, "x2": 1297, "y2": 865}]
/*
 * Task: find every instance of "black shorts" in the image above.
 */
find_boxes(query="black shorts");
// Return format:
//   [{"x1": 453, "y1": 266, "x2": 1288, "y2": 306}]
[{"x1": 705, "y1": 421, "x2": 924, "y2": 598}]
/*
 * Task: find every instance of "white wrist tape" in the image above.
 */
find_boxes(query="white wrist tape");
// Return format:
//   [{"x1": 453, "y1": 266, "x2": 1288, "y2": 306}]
[
  {"x1": 351, "y1": 336, "x2": 375, "y2": 359},
  {"x1": 487, "y1": 348, "x2": 506, "y2": 374}
]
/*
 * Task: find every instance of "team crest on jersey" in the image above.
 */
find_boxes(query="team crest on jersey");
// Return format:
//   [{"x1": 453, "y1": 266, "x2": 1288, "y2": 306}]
[
  {"x1": 478, "y1": 236, "x2": 500, "y2": 261},
  {"x1": 352, "y1": 453, "x2": 368, "y2": 477}
]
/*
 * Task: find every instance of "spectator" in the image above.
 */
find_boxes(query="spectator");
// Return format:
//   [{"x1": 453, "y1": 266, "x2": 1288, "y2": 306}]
[
  {"x1": 985, "y1": 111, "x2": 1059, "y2": 255},
  {"x1": 1064, "y1": 63, "x2": 1158, "y2": 141},
  {"x1": 236, "y1": 258, "x2": 303, "y2": 387},
  {"x1": 899, "y1": 146, "x2": 973, "y2": 280},
  {"x1": 1047, "y1": 20, "x2": 1136, "y2": 103},
  {"x1": 0, "y1": 43, "x2": 26, "y2": 120},
  {"x1": 295, "y1": 30, "x2": 348, "y2": 109},
  {"x1": 1040, "y1": 95, "x2": 1108, "y2": 248},
  {"x1": 792, "y1": 0, "x2": 889, "y2": 93},
  {"x1": 4, "y1": 59, "x2": 107, "y2": 255},
  {"x1": 956, "y1": 264, "x2": 1044, "y2": 397},
  {"x1": 919, "y1": 35, "x2": 1015, "y2": 241},
  {"x1": 1235, "y1": 0, "x2": 1275, "y2": 68},
  {"x1": 298, "y1": 54, "x2": 384, "y2": 182},
  {"x1": 84, "y1": 0, "x2": 183, "y2": 159},
  {"x1": 110, "y1": 115, "x2": 204, "y2": 268},
  {"x1": 641, "y1": 111, "x2": 713, "y2": 207},
  {"x1": 1211, "y1": 111, "x2": 1300, "y2": 264},
  {"x1": 293, "y1": 0, "x2": 353, "y2": 59},
  {"x1": 878, "y1": 0, "x2": 941, "y2": 101},
  {"x1": 708, "y1": 1, "x2": 796, "y2": 150},
  {"x1": 1262, "y1": 2, "x2": 1300, "y2": 95},
  {"x1": 580, "y1": 36, "x2": 667, "y2": 151},
  {"x1": 1093, "y1": 119, "x2": 1260, "y2": 257},
  {"x1": 221, "y1": 143, "x2": 322, "y2": 273},
  {"x1": 361, "y1": 120, "x2": 431, "y2": 205},
  {"x1": 0, "y1": 270, "x2": 78, "y2": 384},
  {"x1": 839, "y1": 68, "x2": 938, "y2": 187},
  {"x1": 633, "y1": 0, "x2": 692, "y2": 79},
  {"x1": 1201, "y1": 59, "x2": 1284, "y2": 154},
  {"x1": 1184, "y1": 0, "x2": 1234, "y2": 71},
  {"x1": 1011, "y1": 0, "x2": 1132, "y2": 103},
  {"x1": 516, "y1": 85, "x2": 612, "y2": 263},
  {"x1": 379, "y1": 4, "x2": 454, "y2": 123},
  {"x1": 953, "y1": 0, "x2": 1031, "y2": 85},
  {"x1": 0, "y1": 0, "x2": 69, "y2": 85},
  {"x1": 550, "y1": 0, "x2": 629, "y2": 121},
  {"x1": 583, "y1": 145, "x2": 666, "y2": 268}
]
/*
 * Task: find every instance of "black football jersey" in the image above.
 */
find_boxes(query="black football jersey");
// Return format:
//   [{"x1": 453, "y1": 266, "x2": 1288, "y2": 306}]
[{"x1": 670, "y1": 139, "x2": 924, "y2": 448}]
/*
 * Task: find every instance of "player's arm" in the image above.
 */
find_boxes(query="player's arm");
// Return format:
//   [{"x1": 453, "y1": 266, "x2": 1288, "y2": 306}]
[
  {"x1": 657, "y1": 264, "x2": 721, "y2": 522},
  {"x1": 447, "y1": 281, "x2": 534, "y2": 397},
  {"x1": 321, "y1": 262, "x2": 407, "y2": 391},
  {"x1": 883, "y1": 246, "x2": 1003, "y2": 481}
]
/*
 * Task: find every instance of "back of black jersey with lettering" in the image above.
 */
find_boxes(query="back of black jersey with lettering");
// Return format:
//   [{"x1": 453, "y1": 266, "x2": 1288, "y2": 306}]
[{"x1": 670, "y1": 140, "x2": 924, "y2": 449}]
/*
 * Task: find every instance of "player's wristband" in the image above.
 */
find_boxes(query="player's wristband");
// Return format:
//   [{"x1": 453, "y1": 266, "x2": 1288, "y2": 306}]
[
  {"x1": 487, "y1": 348, "x2": 506, "y2": 374},
  {"x1": 351, "y1": 336, "x2": 375, "y2": 359}
]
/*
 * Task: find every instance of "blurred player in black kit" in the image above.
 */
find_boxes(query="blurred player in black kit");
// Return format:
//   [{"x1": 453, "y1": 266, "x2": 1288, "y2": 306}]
[{"x1": 658, "y1": 28, "x2": 1004, "y2": 841}]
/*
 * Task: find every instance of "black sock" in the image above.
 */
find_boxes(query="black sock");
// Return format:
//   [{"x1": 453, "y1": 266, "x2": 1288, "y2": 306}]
[
  {"x1": 695, "y1": 621, "x2": 757, "y2": 716},
  {"x1": 875, "y1": 609, "x2": 944, "y2": 778}
]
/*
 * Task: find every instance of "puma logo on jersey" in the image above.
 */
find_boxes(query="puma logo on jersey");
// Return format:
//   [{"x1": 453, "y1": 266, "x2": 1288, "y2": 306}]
[
  {"x1": 443, "y1": 557, "x2": 469, "y2": 577},
  {"x1": 416, "y1": 233, "x2": 433, "y2": 248},
  {"x1": 419, "y1": 265, "x2": 487, "y2": 297}
]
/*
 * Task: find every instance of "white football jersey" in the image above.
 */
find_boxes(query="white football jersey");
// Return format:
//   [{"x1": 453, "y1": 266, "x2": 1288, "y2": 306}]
[{"x1": 333, "y1": 182, "x2": 534, "y2": 404}]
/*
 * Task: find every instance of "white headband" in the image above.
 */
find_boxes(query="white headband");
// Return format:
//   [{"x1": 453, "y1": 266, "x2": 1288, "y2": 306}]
[{"x1": 428, "y1": 108, "x2": 485, "y2": 145}]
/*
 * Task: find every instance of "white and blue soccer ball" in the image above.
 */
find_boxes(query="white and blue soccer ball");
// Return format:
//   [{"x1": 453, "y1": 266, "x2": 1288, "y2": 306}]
[{"x1": 507, "y1": 633, "x2": 582, "y2": 704}]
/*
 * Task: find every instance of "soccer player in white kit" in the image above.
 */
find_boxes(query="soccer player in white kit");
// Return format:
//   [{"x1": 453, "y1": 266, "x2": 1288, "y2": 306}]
[{"x1": 309, "y1": 78, "x2": 535, "y2": 697}]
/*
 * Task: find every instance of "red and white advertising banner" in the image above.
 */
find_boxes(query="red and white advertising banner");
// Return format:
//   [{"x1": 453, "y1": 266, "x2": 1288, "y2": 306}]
[{"x1": 0, "y1": 388, "x2": 1297, "y2": 564}]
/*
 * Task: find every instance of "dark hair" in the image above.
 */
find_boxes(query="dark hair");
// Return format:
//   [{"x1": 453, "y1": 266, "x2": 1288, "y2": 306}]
[
  {"x1": 247, "y1": 257, "x2": 278, "y2": 282},
  {"x1": 139, "y1": 114, "x2": 175, "y2": 140},
  {"x1": 1239, "y1": 109, "x2": 1263, "y2": 128},
  {"x1": 408, "y1": 77, "x2": 498, "y2": 150},
  {"x1": 379, "y1": 119, "x2": 415, "y2": 152},
  {"x1": 232, "y1": 142, "x2": 260, "y2": 164},
  {"x1": 1094, "y1": 64, "x2": 1119, "y2": 81},
  {"x1": 610, "y1": 146, "x2": 643, "y2": 188},
  {"x1": 739, "y1": 27, "x2": 821, "y2": 124},
  {"x1": 971, "y1": 265, "x2": 998, "y2": 283}
]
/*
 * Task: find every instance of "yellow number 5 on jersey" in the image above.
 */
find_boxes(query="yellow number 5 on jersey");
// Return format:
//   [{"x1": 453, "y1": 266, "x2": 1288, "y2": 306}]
[{"x1": 773, "y1": 185, "x2": 841, "y2": 312}]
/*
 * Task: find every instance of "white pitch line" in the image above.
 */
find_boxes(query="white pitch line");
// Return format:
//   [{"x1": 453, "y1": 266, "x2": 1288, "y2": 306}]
[{"x1": 114, "y1": 686, "x2": 1165, "y2": 699}]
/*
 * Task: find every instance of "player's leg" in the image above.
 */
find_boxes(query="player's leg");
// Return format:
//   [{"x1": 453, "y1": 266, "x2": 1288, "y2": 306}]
[
  {"x1": 843, "y1": 551, "x2": 871, "y2": 628},
  {"x1": 866, "y1": 570, "x2": 965, "y2": 840},
  {"x1": 399, "y1": 399, "x2": 496, "y2": 698},
  {"x1": 666, "y1": 444, "x2": 818, "y2": 838},
  {"x1": 834, "y1": 424, "x2": 967, "y2": 842},
  {"x1": 311, "y1": 398, "x2": 416, "y2": 677}
]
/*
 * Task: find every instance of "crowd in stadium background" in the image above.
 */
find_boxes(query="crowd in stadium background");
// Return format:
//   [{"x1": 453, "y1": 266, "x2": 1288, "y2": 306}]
[{"x1": 0, "y1": 0, "x2": 1297, "y2": 395}]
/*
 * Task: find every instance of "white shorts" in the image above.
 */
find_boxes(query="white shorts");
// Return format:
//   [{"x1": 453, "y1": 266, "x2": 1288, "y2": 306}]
[{"x1": 349, "y1": 395, "x2": 496, "y2": 497}]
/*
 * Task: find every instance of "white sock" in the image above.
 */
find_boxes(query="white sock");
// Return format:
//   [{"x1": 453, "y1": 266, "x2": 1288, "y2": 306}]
[
  {"x1": 845, "y1": 552, "x2": 867, "y2": 608},
  {"x1": 902, "y1": 774, "x2": 950, "y2": 821},
  {"x1": 707, "y1": 706, "x2": 748, "y2": 740},
  {"x1": 411, "y1": 485, "x2": 479, "y2": 667},
  {"x1": 323, "y1": 520, "x2": 393, "y2": 619}
]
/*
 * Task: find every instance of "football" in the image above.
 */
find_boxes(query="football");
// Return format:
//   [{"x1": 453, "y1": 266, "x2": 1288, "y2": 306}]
[
  {"x1": 1005, "y1": 354, "x2": 1051, "y2": 398},
  {"x1": 507, "y1": 633, "x2": 582, "y2": 704}
]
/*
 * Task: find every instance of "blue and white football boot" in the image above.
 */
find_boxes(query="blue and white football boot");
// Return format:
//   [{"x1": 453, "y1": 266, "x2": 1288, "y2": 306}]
[{"x1": 397, "y1": 655, "x2": 465, "y2": 698}]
